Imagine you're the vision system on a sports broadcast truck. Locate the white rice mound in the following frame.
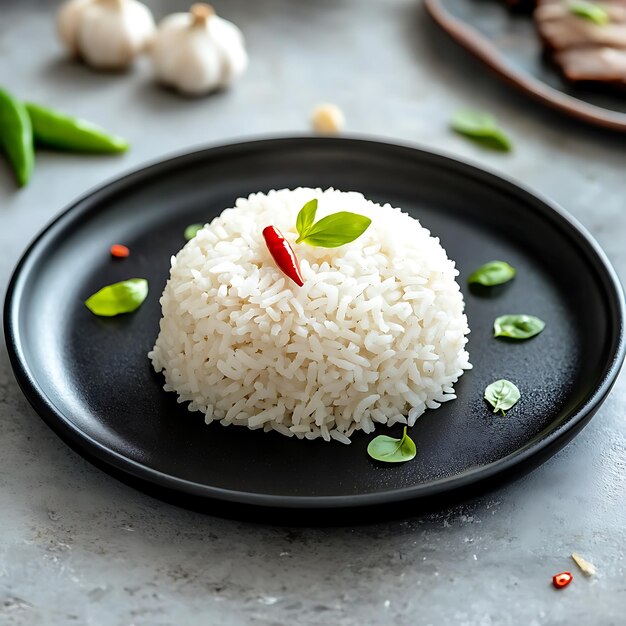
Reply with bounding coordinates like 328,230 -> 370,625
149,188 -> 471,444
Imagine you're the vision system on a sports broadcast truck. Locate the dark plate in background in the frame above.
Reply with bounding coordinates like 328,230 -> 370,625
425,0 -> 626,132
4,137 -> 625,514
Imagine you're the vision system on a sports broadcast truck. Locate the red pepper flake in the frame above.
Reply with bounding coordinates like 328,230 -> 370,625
552,572 -> 573,589
110,244 -> 130,258
262,226 -> 304,287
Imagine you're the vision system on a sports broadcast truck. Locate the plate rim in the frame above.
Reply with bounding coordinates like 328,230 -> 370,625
425,0 -> 626,132
4,135 -> 625,509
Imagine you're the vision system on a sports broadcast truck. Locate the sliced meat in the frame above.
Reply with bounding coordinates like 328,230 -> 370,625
537,1 -> 626,23
556,46 -> 626,82
537,18 -> 626,50
533,0 -> 626,83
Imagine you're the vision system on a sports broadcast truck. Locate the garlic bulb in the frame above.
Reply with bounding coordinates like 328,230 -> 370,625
151,4 -> 248,96
57,0 -> 156,69
57,0 -> 93,54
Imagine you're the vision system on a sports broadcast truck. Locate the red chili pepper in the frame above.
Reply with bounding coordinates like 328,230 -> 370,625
552,572 -> 573,589
110,244 -> 130,258
262,226 -> 304,287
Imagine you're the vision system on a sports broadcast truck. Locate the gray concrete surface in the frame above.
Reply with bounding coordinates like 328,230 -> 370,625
1,1 -> 625,624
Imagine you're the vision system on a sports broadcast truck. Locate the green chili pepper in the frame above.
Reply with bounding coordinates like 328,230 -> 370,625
0,88 -> 35,187
25,103 -> 130,153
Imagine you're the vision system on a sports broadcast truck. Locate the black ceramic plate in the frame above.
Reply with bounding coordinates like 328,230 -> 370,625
5,137 -> 625,512
425,0 -> 626,132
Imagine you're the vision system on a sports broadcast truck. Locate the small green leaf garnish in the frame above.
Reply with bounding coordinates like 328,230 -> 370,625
494,314 -> 545,340
468,260 -> 516,286
85,278 -> 148,317
184,223 -> 203,241
484,379 -> 520,416
296,199 -> 318,237
451,110 -> 512,152
569,1 -> 609,25
367,426 -> 417,463
295,204 -> 371,248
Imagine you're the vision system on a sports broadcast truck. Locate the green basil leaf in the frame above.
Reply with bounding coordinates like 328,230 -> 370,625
468,260 -> 516,286
296,199 -> 318,237
570,1 -> 609,24
184,223 -> 203,241
484,379 -> 520,416
451,110 -> 512,152
367,426 -> 417,463
296,211 -> 372,247
85,278 -> 149,317
494,314 -> 545,340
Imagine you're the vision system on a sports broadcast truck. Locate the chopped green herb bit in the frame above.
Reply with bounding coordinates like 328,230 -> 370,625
85,278 -> 148,317
494,314 -> 545,340
367,426 -> 417,463
295,198 -> 318,236
295,200 -> 371,248
184,223 -> 204,241
569,1 -> 610,25
468,260 -> 516,286
484,379 -> 520,416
